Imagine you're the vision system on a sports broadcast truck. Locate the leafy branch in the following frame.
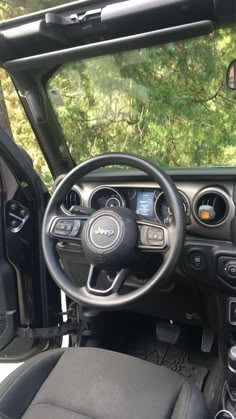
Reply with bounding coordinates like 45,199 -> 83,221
191,82 -> 223,104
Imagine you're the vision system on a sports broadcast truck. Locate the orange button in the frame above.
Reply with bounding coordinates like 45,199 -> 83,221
199,210 -> 211,220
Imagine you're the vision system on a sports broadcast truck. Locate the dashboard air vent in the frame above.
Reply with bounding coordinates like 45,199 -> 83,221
194,188 -> 229,226
63,189 -> 81,212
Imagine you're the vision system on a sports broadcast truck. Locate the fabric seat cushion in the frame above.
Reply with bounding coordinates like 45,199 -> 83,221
0,347 -> 208,419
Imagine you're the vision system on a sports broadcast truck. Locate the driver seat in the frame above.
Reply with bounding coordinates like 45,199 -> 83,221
0,347 -> 208,419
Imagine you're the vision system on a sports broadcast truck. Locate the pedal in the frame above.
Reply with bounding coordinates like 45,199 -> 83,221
201,328 -> 215,353
156,321 -> 181,344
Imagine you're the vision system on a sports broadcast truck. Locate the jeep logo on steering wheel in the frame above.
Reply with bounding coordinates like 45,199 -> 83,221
95,227 -> 115,237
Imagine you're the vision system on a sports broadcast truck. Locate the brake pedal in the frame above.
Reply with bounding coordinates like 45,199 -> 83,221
156,321 -> 181,344
201,328 -> 215,353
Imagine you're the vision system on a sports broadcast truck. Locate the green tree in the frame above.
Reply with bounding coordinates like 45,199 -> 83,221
0,1 -> 55,186
48,30 -> 236,168
0,0 -> 69,16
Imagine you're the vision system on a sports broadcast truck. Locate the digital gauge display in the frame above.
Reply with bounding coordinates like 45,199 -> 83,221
136,191 -> 154,218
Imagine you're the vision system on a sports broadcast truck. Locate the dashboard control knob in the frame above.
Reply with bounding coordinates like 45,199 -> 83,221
228,346 -> 236,388
224,261 -> 236,278
229,347 -> 236,370
189,252 -> 205,270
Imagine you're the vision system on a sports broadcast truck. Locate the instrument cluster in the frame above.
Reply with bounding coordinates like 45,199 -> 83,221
89,186 -> 190,225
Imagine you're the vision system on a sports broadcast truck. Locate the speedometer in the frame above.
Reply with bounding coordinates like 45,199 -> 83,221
89,186 -> 125,210
154,191 -> 190,225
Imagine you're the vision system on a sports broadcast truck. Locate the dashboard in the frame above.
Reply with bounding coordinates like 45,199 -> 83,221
60,169 -> 236,242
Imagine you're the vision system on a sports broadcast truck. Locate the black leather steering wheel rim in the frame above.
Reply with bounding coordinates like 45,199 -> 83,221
42,153 -> 185,309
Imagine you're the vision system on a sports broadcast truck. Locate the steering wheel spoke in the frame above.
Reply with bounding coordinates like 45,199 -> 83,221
49,215 -> 89,243
86,265 -> 129,296
137,219 -> 169,252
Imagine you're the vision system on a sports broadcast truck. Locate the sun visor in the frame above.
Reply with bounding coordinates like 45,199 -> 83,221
101,0 -> 236,32
101,0 -> 214,34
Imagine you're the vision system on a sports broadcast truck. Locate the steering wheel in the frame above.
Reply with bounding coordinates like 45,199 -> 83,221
42,153 -> 185,309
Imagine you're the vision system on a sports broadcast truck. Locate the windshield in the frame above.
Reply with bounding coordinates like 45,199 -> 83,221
47,30 -> 236,168
0,1 -> 75,19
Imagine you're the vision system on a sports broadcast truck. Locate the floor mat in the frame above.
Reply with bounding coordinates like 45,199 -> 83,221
116,320 -> 208,391
157,342 -> 208,390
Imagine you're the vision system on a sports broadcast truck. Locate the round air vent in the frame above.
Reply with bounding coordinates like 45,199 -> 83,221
193,188 -> 229,227
63,188 -> 81,212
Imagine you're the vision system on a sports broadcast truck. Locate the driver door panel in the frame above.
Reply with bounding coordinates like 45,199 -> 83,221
0,185 -> 17,352
0,127 -> 61,361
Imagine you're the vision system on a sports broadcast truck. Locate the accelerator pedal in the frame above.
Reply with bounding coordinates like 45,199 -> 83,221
201,328 -> 215,353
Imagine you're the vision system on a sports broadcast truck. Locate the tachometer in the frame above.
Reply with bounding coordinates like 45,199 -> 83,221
154,190 -> 190,225
89,186 -> 125,210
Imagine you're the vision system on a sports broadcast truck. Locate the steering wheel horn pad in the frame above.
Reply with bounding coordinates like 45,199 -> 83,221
82,207 -> 138,269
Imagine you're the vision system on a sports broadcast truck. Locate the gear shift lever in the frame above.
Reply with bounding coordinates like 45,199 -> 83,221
228,347 -> 236,389
216,348 -> 236,418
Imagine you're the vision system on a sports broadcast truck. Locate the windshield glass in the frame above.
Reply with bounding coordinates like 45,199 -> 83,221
0,1 -> 74,20
47,30 -> 236,168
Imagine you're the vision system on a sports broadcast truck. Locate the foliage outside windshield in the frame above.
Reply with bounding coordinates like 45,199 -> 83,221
0,1 -> 72,19
0,0 -> 73,188
48,30 -> 236,168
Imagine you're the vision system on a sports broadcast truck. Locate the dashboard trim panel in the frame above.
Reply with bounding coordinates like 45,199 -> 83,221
56,168 -> 236,242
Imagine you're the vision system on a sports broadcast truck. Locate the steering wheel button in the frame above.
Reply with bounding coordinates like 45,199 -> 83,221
69,221 -> 81,237
70,229 -> 79,237
149,240 -> 164,247
54,220 -> 74,235
147,227 -> 164,241
54,229 -> 68,236
156,231 -> 164,240
55,222 -> 66,230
